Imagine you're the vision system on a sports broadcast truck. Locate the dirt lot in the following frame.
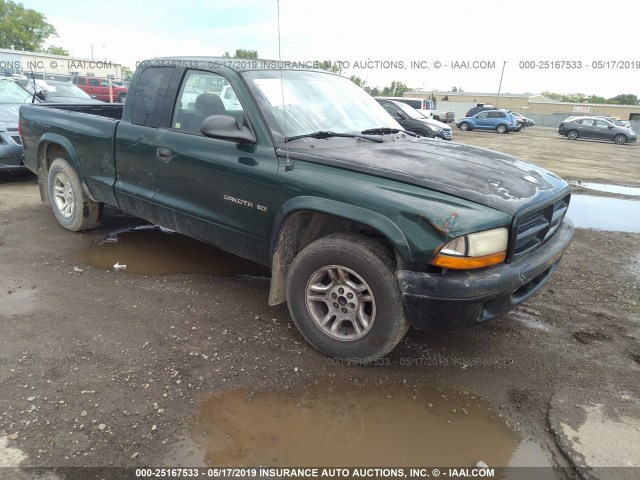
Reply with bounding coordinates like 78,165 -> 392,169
454,126 -> 640,187
0,128 -> 639,478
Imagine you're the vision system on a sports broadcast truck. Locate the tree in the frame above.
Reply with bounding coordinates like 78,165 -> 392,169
223,49 -> 258,59
121,66 -> 133,81
43,45 -> 68,56
0,0 -> 57,51
608,94 -> 638,105
381,81 -> 409,97
315,60 -> 341,74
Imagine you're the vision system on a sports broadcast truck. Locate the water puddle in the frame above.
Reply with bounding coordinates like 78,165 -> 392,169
570,181 -> 640,196
568,195 -> 640,233
166,383 -> 551,468
77,226 -> 270,276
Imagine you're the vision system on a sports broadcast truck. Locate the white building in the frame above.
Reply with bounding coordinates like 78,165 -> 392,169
0,48 -> 123,82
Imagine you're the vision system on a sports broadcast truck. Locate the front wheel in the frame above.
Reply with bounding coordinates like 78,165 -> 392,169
614,134 -> 627,145
47,158 -> 102,231
285,233 -> 410,362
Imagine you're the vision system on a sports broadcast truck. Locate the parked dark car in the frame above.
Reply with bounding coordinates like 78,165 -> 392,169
17,79 -> 101,104
558,116 -> 637,144
457,109 -> 518,134
465,104 -> 497,117
376,99 -> 452,140
0,78 -> 40,172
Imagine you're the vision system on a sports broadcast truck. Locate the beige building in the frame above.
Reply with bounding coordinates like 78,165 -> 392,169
0,48 -> 123,82
406,90 -> 640,120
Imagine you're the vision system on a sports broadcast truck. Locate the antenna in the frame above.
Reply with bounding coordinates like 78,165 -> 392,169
277,0 -> 292,172
30,71 -> 37,103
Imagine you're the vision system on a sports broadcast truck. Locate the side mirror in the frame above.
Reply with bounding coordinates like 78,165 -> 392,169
201,115 -> 256,144
90,94 -> 97,99
396,111 -> 407,119
36,90 -> 46,100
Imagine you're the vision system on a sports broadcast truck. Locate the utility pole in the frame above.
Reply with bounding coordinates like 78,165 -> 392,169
496,61 -> 507,107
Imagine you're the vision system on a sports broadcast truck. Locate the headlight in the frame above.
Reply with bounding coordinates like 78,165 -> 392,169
432,227 -> 508,269
431,127 -> 443,132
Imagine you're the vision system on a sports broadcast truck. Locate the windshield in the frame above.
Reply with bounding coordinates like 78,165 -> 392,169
0,80 -> 33,103
241,70 -> 402,142
43,82 -> 92,99
395,101 -> 427,120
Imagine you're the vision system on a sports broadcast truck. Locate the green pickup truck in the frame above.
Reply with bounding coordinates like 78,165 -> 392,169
19,57 -> 574,362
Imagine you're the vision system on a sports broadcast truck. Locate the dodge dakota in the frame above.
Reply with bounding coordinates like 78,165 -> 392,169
19,57 -> 574,361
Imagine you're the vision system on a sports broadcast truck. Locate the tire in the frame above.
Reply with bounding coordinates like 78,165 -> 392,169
47,158 -> 102,231
497,124 -> 508,134
118,93 -> 126,103
459,122 -> 470,131
567,130 -> 579,140
614,134 -> 627,145
285,233 -> 410,362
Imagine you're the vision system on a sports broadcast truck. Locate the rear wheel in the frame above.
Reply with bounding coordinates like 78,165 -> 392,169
614,134 -> 627,145
47,158 -> 102,231
459,122 -> 470,131
117,93 -> 126,103
497,124 -> 508,134
286,233 -> 409,362
567,130 -> 579,140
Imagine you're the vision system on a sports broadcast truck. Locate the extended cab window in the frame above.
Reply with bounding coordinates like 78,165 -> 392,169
172,70 -> 244,133
129,67 -> 174,127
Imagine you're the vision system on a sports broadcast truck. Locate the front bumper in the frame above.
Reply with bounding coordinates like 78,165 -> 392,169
0,130 -> 25,172
397,218 -> 574,330
435,130 -> 453,141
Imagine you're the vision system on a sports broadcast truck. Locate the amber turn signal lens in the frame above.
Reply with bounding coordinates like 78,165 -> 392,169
432,251 -> 506,270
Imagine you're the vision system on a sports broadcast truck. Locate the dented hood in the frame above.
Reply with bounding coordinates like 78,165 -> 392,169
279,137 -> 568,215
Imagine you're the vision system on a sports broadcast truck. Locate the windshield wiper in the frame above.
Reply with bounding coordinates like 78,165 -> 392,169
284,131 -> 383,143
361,127 -> 416,136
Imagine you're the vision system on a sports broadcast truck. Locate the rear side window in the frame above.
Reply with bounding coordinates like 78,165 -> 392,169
401,99 -> 421,109
488,111 -> 505,118
129,67 -> 174,127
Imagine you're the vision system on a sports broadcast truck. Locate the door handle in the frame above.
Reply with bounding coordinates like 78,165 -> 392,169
156,147 -> 173,163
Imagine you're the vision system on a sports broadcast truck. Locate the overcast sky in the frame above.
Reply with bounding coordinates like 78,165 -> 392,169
19,0 -> 640,98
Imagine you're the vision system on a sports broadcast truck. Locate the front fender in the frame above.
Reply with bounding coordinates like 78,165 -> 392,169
271,196 -> 413,262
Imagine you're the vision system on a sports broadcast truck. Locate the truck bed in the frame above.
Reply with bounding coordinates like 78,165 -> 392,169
20,103 -> 124,204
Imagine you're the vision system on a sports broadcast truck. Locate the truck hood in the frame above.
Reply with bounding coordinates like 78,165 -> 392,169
0,104 -> 19,130
279,136 -> 568,215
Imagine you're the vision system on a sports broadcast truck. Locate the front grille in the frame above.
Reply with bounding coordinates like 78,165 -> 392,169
509,193 -> 570,260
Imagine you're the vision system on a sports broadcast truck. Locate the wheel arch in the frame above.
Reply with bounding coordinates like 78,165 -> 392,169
36,135 -> 85,204
267,197 -> 413,306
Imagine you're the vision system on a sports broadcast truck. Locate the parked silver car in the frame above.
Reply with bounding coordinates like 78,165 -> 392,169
558,116 -> 637,145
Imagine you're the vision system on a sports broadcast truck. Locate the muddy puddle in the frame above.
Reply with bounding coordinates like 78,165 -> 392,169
568,195 -> 640,233
570,181 -> 640,196
165,383 -> 551,468
78,226 -> 270,276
